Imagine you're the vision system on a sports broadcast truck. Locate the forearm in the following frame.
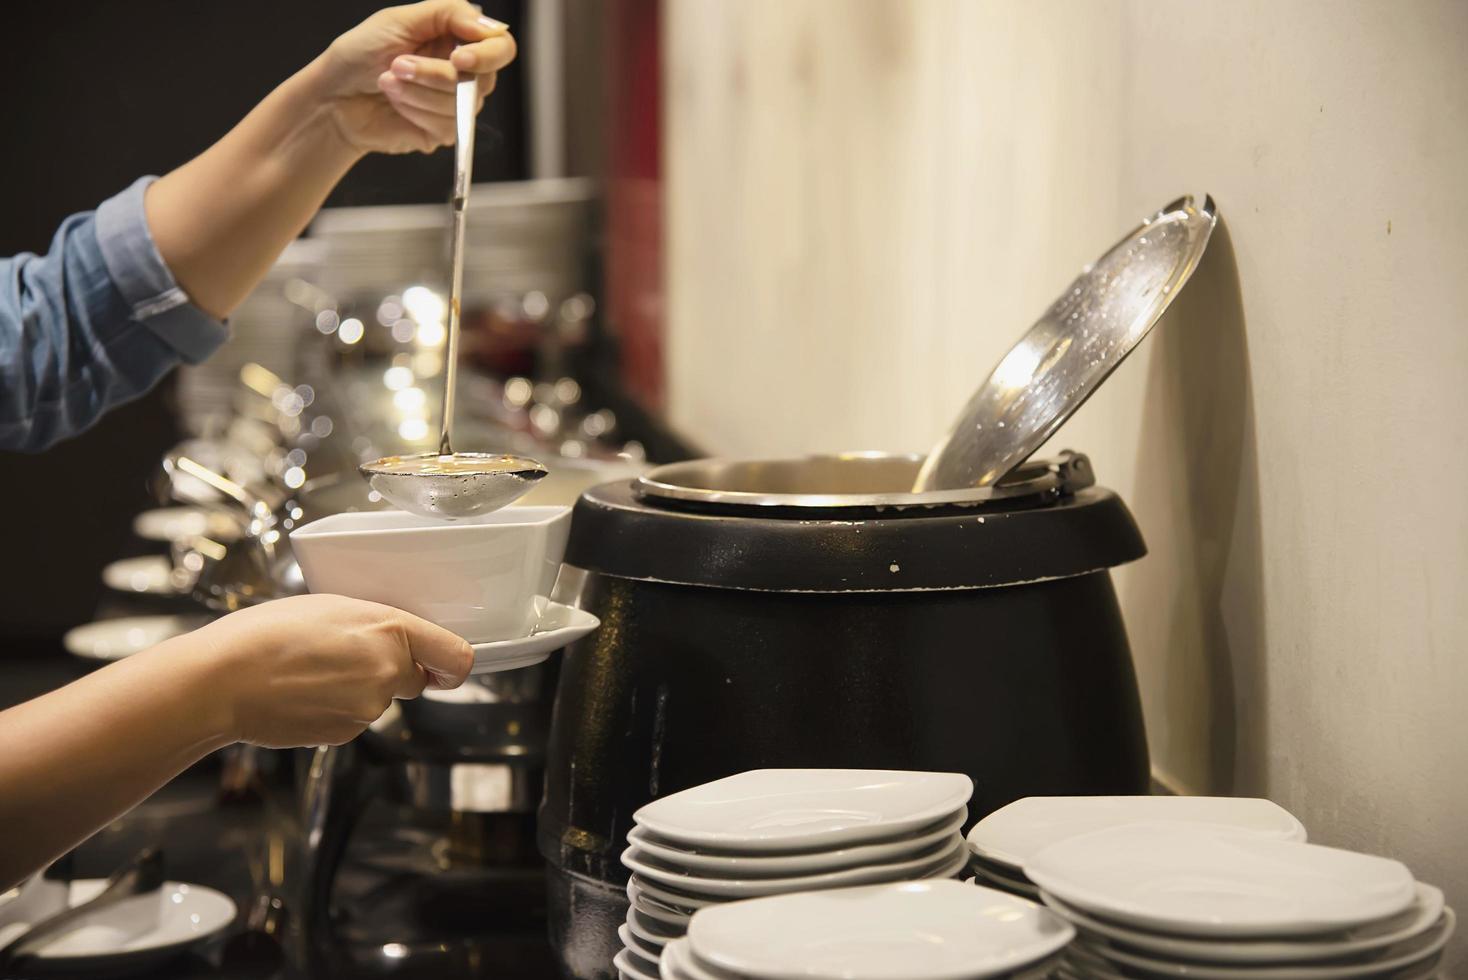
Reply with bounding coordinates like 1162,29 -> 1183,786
0,636 -> 232,890
146,55 -> 364,319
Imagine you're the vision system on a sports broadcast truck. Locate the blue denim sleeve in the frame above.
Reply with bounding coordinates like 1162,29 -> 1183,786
0,177 -> 229,452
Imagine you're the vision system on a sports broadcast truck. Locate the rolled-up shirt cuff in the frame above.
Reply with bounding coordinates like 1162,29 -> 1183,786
94,176 -> 229,364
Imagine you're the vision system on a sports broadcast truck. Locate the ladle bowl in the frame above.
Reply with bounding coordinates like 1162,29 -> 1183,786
358,452 -> 548,521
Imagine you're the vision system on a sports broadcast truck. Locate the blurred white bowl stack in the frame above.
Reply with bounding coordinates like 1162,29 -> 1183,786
614,769 -> 973,980
1025,823 -> 1455,979
964,795 -> 1309,899
664,880 -> 1074,980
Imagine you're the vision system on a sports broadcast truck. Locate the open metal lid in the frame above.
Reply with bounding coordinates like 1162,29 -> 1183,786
914,195 -> 1218,491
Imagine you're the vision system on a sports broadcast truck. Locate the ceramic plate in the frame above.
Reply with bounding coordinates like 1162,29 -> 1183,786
1061,943 -> 1129,979
661,938 -> 721,980
633,769 -> 973,853
1025,824 -> 1417,937
469,602 -> 599,674
1042,882 -> 1445,964
0,879 -> 235,974
1077,908 -> 1454,979
622,834 -> 966,899
1006,952 -> 1069,980
631,875 -> 718,911
102,556 -> 189,596
612,946 -> 659,980
686,880 -> 1074,980
631,840 -> 967,911
618,923 -> 664,966
968,796 -> 1307,870
626,879 -> 692,929
970,863 -> 1041,898
626,809 -> 966,877
62,615 -> 213,663
132,507 -> 241,543
626,907 -> 681,949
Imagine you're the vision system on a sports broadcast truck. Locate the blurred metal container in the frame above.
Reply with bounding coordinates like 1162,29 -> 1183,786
309,178 -> 599,306
176,179 -> 599,438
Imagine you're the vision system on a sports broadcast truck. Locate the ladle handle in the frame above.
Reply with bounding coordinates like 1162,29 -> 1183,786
439,71 -> 478,457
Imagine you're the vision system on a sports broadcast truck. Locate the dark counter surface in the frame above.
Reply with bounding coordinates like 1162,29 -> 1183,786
1,642 -> 562,980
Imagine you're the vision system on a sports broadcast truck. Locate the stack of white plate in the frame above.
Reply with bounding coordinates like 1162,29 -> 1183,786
966,795 -> 1308,899
1025,824 -> 1456,979
614,769 -> 973,980
658,880 -> 1074,980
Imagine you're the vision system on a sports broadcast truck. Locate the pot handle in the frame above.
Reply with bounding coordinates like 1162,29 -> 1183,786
1050,451 -> 1096,496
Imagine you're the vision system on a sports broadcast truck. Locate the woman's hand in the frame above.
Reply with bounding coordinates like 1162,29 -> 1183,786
187,594 -> 475,749
147,0 -> 516,317
316,0 -> 518,155
0,594 -> 472,888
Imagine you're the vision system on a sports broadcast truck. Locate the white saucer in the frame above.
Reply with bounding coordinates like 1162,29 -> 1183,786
626,879 -> 693,929
1042,882 -> 1446,964
618,922 -> 664,965
612,946 -> 659,980
622,834 -> 967,899
101,556 -> 189,596
631,841 -> 968,921
661,938 -> 720,980
469,602 -> 599,674
0,879 -> 236,974
626,906 -> 679,949
626,808 -> 967,877
633,769 -> 973,853
968,795 -> 1307,870
1025,824 -> 1417,938
1079,908 -> 1454,979
632,874 -> 714,911
132,506 -> 241,543
970,861 -> 1041,898
62,615 -> 213,663
685,880 -> 1075,980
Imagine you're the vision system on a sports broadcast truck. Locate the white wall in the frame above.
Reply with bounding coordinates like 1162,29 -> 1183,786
665,0 -> 1468,968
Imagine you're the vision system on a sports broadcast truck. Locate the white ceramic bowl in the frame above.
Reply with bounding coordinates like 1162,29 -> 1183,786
290,505 -> 571,643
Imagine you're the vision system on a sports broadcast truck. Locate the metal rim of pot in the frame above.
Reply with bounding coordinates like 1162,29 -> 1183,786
634,451 -> 1095,513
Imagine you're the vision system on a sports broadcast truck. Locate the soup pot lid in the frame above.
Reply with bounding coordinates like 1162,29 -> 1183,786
915,195 -> 1217,491
566,452 -> 1145,593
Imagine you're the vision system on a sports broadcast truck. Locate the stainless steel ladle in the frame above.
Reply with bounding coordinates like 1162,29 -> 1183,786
358,71 -> 547,520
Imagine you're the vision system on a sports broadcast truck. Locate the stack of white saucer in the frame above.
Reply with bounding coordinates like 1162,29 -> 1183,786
964,795 -> 1308,899
1026,823 -> 1456,979
614,769 -> 973,980
659,879 -> 1074,980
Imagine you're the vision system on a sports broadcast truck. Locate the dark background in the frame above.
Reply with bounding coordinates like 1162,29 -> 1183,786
0,1 -> 529,639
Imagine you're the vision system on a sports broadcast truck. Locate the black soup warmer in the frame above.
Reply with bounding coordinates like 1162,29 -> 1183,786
538,450 -> 1150,978
539,195 -> 1224,977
